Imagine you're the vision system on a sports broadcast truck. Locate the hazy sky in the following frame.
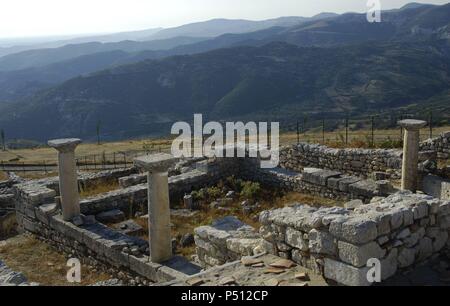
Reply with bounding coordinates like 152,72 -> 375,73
0,0 -> 448,38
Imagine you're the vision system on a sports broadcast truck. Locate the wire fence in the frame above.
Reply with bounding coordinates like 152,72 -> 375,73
0,147 -> 172,173
1,111 -> 449,173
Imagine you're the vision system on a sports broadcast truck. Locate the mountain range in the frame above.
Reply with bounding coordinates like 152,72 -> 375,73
0,2 -> 449,141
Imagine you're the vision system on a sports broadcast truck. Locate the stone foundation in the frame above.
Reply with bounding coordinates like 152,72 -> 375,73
259,191 -> 450,285
194,216 -> 262,267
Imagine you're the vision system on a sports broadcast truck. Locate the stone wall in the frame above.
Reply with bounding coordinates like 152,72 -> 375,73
194,216 -> 262,267
240,158 -> 394,203
13,188 -> 190,284
79,158 -> 240,216
420,131 -> 450,160
259,191 -> 450,285
279,143 -> 403,178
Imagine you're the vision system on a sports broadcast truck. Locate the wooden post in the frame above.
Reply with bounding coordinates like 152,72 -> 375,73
345,117 -> 349,145
371,116 -> 375,147
322,119 -> 325,144
429,110 -> 433,139
296,120 -> 300,144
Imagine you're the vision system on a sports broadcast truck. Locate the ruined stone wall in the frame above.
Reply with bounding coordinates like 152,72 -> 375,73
194,216 -> 262,268
80,158 -> 240,216
259,191 -> 450,285
13,187 -> 187,284
279,143 -> 403,178
420,131 -> 450,160
240,158 -> 393,203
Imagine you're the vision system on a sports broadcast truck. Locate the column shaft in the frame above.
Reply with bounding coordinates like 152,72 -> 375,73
58,150 -> 80,220
148,171 -> 172,263
401,129 -> 420,192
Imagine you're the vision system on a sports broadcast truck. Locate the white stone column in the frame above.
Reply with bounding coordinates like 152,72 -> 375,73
48,138 -> 82,221
134,153 -> 178,263
398,119 -> 427,192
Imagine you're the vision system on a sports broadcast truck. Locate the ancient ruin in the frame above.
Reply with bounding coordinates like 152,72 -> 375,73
0,124 -> 450,286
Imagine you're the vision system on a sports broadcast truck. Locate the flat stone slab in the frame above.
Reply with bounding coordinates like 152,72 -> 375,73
398,119 -> 427,129
302,169 -> 341,186
134,153 -> 178,172
48,138 -> 82,150
113,220 -> 144,236
96,209 -> 126,224
170,254 -> 327,286
348,180 -> 379,198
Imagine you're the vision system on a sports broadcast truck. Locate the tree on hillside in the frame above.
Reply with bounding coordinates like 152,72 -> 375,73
0,129 -> 5,151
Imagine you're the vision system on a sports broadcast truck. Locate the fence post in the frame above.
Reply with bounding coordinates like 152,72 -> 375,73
123,154 -> 127,169
43,160 -> 47,174
85,156 -> 88,171
399,114 -> 403,141
113,152 -> 117,169
303,117 -> 307,135
93,155 -> 97,170
322,119 -> 325,144
22,162 -> 25,174
345,117 -> 349,145
371,116 -> 375,147
296,120 -> 300,144
429,110 -> 433,139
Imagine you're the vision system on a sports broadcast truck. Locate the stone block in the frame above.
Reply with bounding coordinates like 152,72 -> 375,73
308,229 -> 336,256
129,255 -> 160,281
285,227 -> 308,251
339,217 -> 378,245
338,241 -> 385,268
348,180 -> 379,198
338,177 -> 361,193
95,209 -> 125,224
397,247 -> 416,268
324,258 -> 371,286
380,249 -> 398,281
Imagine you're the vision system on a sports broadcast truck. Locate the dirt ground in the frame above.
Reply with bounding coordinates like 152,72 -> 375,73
0,234 -> 112,286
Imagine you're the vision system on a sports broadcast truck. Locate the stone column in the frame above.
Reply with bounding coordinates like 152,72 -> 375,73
134,153 -> 178,263
48,138 -> 82,221
398,119 -> 427,192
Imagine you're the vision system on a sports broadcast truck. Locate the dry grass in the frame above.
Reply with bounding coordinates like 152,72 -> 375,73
133,189 -> 341,257
0,138 -> 172,164
0,171 -> 7,181
2,125 -> 448,165
0,234 -> 112,286
0,212 -> 17,240
280,125 -> 450,148
79,180 -> 120,199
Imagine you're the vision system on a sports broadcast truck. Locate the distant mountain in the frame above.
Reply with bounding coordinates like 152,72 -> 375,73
1,2 -> 450,141
144,15 -> 336,40
0,36 -> 208,72
0,14 -> 337,71
1,39 -> 448,141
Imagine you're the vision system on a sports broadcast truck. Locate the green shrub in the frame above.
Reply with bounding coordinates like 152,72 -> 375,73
240,181 -> 261,200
